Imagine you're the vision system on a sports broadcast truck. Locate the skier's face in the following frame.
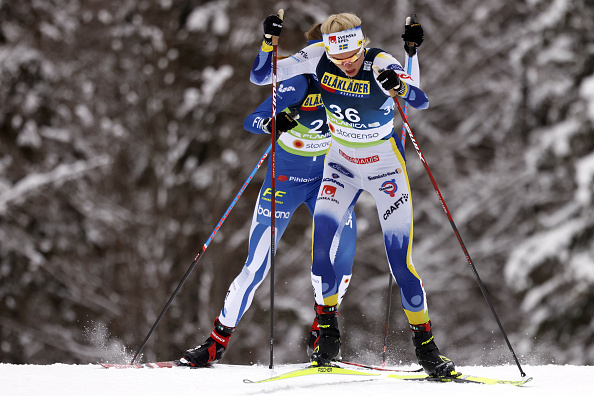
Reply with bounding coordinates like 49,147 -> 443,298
327,47 -> 364,78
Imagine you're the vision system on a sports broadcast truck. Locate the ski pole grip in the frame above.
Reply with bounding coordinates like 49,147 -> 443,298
372,65 -> 397,98
271,9 -> 284,46
405,14 -> 418,57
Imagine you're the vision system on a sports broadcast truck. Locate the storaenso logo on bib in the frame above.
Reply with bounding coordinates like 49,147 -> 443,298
258,205 -> 290,219
305,141 -> 330,150
320,73 -> 370,98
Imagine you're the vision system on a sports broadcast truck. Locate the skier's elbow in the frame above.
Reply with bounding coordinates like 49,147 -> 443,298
406,89 -> 429,110
250,71 -> 271,86
250,74 -> 264,85
415,99 -> 429,110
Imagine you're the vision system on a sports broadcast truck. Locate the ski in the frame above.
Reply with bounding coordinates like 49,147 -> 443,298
243,364 -> 380,383
100,361 -> 181,369
388,372 -> 533,386
337,360 -> 423,372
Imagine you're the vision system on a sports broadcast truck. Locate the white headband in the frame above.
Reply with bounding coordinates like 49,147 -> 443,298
322,26 -> 365,55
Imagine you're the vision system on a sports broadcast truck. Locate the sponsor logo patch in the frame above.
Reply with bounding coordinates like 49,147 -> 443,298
288,176 -> 321,183
368,168 -> 403,180
339,149 -> 379,164
328,162 -> 354,178
262,188 -> 287,204
278,84 -> 296,93
321,73 -> 370,98
383,194 -> 409,220
262,188 -> 286,198
320,184 -> 337,197
322,177 -> 344,188
301,93 -> 323,111
258,205 -> 290,219
379,179 -> 398,197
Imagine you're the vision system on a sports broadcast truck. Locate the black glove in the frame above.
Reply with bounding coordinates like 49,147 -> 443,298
401,15 -> 424,56
263,14 -> 283,45
262,112 -> 298,138
377,69 -> 405,95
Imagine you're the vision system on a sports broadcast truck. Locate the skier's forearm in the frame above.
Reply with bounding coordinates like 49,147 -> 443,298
250,41 -> 274,85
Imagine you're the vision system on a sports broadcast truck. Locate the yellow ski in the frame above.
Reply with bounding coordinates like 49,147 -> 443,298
388,372 -> 533,386
243,365 -> 380,383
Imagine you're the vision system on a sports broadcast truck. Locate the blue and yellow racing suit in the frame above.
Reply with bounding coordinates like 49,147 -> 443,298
251,40 -> 431,325
218,73 -> 356,328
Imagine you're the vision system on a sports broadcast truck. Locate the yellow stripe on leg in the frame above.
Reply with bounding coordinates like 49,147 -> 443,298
323,294 -> 339,306
405,309 -> 430,325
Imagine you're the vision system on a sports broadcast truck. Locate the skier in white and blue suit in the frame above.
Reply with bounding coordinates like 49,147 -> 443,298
250,12 -> 456,377
178,24 -> 356,368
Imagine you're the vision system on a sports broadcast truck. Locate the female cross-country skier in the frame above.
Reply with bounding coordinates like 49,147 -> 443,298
177,24 -> 356,367
250,12 -> 456,377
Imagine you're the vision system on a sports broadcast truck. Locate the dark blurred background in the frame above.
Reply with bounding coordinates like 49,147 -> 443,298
1,0 -> 593,367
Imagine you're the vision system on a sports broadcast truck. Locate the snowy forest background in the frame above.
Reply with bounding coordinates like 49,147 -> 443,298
1,0 -> 593,367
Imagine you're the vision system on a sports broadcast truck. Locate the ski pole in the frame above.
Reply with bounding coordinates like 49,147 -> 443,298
382,13 -> 418,366
374,65 -> 526,377
268,8 -> 284,370
130,143 -> 273,364
381,279 -> 393,366
400,13 -> 417,146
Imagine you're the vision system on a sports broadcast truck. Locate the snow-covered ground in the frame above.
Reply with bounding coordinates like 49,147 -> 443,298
0,362 -> 589,396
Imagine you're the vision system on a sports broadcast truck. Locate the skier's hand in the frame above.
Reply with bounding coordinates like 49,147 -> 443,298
262,112 -> 298,139
263,11 -> 284,45
401,15 -> 423,56
377,69 -> 402,92
275,112 -> 298,133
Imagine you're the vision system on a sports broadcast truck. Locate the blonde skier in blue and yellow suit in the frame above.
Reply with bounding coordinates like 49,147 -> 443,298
250,12 -> 456,377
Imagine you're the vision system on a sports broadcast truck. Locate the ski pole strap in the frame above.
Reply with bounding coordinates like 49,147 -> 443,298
409,321 -> 432,333
314,304 -> 338,315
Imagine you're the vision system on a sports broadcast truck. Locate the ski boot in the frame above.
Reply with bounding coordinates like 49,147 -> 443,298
411,321 -> 457,377
306,316 -> 319,357
310,304 -> 340,366
177,317 -> 234,367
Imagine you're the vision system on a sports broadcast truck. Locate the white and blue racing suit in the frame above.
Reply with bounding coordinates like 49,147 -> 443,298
250,40 -> 432,326
218,72 -> 356,328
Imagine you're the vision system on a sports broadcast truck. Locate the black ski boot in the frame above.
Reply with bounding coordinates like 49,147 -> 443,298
411,321 -> 456,377
177,318 -> 234,367
310,304 -> 340,366
307,316 -> 320,357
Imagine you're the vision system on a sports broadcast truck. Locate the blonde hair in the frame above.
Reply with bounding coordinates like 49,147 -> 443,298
320,13 -> 370,46
320,13 -> 362,34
